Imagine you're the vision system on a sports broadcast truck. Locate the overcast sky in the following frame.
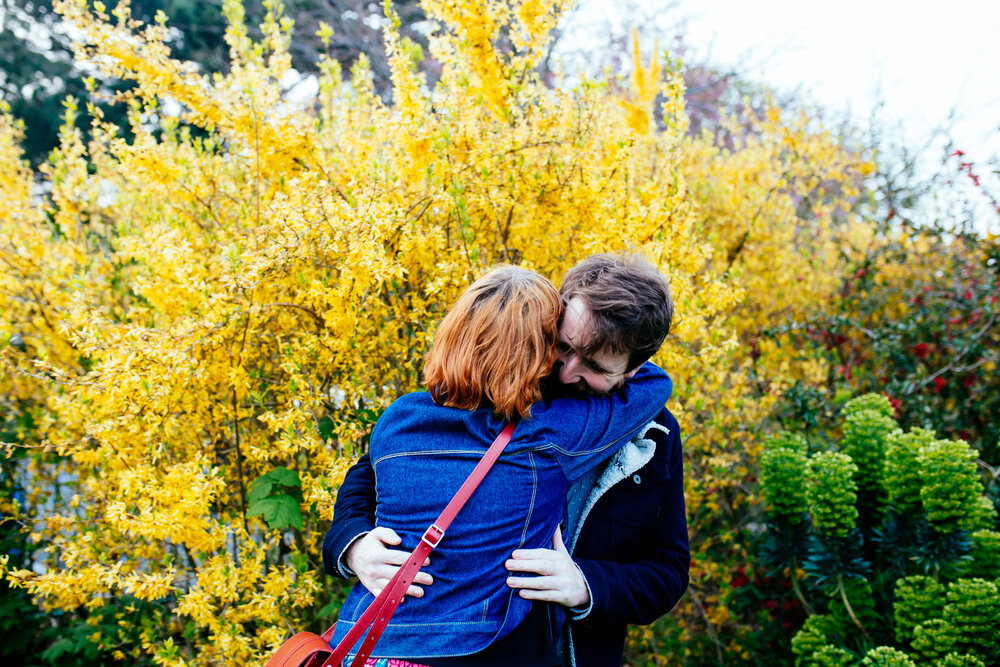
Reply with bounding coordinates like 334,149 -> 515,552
683,1 -> 998,150
565,0 -> 1000,230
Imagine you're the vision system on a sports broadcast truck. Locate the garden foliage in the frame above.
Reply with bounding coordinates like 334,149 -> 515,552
3,0 -> 991,664
759,394 -> 999,667
777,146 -> 1000,464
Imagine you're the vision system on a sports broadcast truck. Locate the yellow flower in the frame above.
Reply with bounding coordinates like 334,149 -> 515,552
1,0 -> 872,662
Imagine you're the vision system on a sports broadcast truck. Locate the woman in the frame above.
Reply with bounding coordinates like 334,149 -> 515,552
330,265 -> 672,665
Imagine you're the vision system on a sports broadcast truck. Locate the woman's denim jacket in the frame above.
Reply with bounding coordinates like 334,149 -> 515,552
329,362 -> 672,660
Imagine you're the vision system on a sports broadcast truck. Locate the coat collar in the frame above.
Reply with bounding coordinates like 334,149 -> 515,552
567,419 -> 668,552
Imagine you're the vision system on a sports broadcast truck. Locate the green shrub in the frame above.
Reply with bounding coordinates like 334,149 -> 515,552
936,653 -> 986,667
883,429 -> 935,515
761,394 -> 1000,665
860,646 -> 915,667
942,578 -> 1000,663
965,530 -> 1000,580
762,432 -> 811,519
841,408 -> 898,514
792,616 -> 843,667
893,576 -> 946,644
911,619 -> 953,663
842,394 -> 894,420
811,645 -> 857,667
920,440 -> 991,533
807,452 -> 859,539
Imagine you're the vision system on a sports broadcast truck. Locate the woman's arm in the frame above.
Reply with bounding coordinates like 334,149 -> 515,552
531,362 -> 674,481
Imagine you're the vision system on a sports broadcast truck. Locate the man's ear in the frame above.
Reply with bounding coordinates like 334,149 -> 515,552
624,366 -> 640,380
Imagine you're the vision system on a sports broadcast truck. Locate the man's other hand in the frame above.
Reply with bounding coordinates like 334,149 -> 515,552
505,526 -> 590,608
345,527 -> 432,599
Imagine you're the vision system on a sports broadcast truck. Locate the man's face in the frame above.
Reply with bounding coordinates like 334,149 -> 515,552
556,296 -> 637,395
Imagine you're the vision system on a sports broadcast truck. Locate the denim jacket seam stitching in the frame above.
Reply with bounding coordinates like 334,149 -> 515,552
361,620 -> 497,627
517,452 -> 538,548
550,406 -> 662,457
373,449 -> 485,465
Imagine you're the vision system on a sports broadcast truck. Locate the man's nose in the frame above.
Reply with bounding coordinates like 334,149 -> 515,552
558,354 -> 581,383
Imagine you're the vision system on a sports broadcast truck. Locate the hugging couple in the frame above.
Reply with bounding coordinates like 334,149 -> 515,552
322,253 -> 690,667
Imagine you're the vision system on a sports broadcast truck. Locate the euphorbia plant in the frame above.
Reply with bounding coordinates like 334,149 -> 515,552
759,394 -> 999,665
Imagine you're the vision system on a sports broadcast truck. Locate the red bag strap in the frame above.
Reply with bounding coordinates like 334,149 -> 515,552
324,422 -> 517,667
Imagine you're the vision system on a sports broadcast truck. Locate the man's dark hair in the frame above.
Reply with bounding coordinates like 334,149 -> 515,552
560,253 -> 673,371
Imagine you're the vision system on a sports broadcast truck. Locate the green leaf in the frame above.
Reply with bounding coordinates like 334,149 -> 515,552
41,637 -> 74,661
246,476 -> 272,505
247,467 -> 303,513
291,551 -> 310,573
265,466 -> 300,489
247,494 -> 302,530
317,416 -> 335,441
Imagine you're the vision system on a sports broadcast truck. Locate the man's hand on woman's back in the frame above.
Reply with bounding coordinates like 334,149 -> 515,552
504,525 -> 591,609
344,526 -> 433,599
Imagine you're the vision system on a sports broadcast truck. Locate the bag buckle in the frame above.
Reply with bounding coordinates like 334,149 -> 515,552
421,524 -> 444,548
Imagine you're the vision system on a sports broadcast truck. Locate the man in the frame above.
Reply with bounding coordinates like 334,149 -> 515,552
323,254 -> 690,667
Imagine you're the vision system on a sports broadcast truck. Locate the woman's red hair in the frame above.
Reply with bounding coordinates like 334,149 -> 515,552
424,266 -> 561,420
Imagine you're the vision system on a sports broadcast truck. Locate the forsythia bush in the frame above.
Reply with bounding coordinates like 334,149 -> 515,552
0,0 -> 871,663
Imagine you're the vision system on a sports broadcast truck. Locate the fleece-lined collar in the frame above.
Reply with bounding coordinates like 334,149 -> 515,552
568,419 -> 669,553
